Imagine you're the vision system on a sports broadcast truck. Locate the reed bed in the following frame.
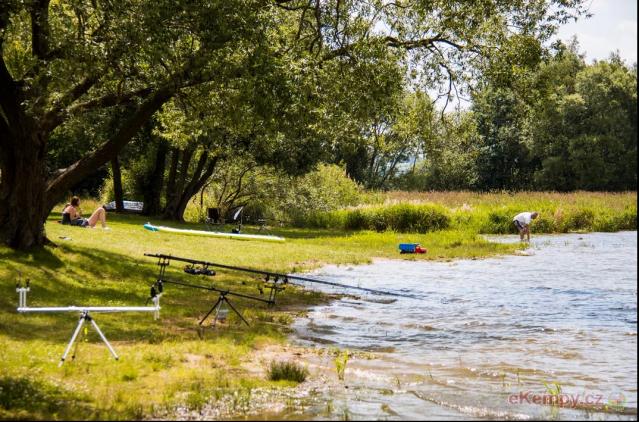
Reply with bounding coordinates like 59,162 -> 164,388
299,191 -> 637,234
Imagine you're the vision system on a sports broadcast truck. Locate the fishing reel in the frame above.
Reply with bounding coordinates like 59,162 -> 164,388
184,264 -> 216,276
258,275 -> 286,305
150,280 -> 163,298
146,280 -> 164,305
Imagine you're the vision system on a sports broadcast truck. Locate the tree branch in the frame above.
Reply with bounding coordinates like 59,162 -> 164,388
41,75 -> 101,132
29,0 -> 51,60
323,33 -> 481,62
45,87 -> 173,208
186,155 -> 219,200
65,86 -> 155,116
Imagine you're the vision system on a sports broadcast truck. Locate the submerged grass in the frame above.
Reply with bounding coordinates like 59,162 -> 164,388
0,191 -> 635,419
267,361 -> 309,383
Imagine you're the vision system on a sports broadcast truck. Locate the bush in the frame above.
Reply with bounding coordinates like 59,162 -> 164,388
344,209 -> 370,231
184,163 -> 363,224
563,208 -> 595,231
303,203 -> 451,233
593,205 -> 637,232
304,210 -> 346,229
267,361 -> 308,383
531,215 -> 556,233
285,164 -> 363,223
376,204 -> 450,232
480,209 -> 520,234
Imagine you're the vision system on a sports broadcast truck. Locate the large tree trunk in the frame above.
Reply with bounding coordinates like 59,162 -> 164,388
142,140 -> 168,216
0,131 -> 50,248
162,147 -> 194,220
111,156 -> 124,212
174,156 -> 219,220
162,148 -> 218,221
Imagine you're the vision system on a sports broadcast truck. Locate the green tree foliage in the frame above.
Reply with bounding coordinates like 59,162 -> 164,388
562,58 -> 637,190
0,0 -> 590,248
528,48 -> 637,191
336,90 -> 434,189
0,0 -> 275,247
397,111 -> 479,190
473,86 -> 535,190
470,41 -> 637,192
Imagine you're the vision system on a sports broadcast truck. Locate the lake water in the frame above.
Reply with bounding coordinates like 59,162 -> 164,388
286,232 -> 637,420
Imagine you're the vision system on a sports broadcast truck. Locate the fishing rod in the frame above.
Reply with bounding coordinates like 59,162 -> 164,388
152,278 -> 270,327
144,253 -> 421,300
147,255 -> 277,327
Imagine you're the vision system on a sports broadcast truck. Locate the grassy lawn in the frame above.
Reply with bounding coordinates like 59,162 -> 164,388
1,191 -> 635,420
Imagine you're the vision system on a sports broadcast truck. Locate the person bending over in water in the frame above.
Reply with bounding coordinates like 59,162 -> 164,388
62,196 -> 109,229
513,211 -> 539,242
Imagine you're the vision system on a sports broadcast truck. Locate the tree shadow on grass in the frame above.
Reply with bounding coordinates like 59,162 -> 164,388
0,245 -> 65,272
0,375 -> 93,420
1,243 -> 286,345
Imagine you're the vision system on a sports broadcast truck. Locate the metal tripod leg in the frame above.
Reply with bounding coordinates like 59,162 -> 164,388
88,316 -> 119,361
59,312 -> 87,367
59,312 -> 119,366
199,295 -> 224,326
222,297 -> 250,326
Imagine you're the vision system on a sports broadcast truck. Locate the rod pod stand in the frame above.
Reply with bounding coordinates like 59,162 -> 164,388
145,253 -> 423,300
149,256 -> 275,328
199,290 -> 249,327
16,283 -> 161,366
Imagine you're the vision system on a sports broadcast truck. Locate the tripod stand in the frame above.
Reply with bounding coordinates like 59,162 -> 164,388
199,291 -> 249,327
60,311 -> 119,367
16,283 -> 161,365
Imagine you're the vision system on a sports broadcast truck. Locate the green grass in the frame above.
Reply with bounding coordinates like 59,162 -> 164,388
2,191 -> 634,419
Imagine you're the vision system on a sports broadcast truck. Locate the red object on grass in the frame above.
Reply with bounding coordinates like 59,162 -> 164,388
415,246 -> 427,254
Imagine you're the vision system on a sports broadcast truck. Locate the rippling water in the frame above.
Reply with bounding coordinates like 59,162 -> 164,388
287,232 -> 637,420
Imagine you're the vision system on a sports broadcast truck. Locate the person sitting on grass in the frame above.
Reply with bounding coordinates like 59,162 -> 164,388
62,196 -> 109,229
513,211 -> 539,242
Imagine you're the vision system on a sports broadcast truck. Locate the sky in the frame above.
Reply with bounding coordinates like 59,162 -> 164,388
554,0 -> 637,64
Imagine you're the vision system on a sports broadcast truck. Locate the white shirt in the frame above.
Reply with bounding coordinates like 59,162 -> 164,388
513,212 -> 534,225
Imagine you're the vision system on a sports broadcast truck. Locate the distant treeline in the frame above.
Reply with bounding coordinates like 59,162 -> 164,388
388,46 -> 637,192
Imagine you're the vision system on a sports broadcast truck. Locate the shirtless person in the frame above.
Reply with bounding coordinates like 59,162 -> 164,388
513,211 -> 539,242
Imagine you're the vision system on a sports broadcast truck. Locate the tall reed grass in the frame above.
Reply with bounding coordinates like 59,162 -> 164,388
298,192 -> 637,234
